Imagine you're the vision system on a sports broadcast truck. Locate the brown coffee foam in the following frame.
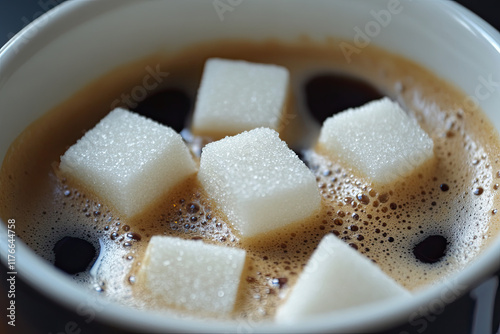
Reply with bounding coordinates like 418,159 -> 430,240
1,39 -> 500,322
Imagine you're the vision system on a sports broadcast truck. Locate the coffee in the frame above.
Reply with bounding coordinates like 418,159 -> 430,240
1,39 -> 499,321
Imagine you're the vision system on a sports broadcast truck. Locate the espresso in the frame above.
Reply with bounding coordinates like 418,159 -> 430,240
1,39 -> 500,321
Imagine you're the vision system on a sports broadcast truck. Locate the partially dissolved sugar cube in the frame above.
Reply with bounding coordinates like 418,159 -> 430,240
318,97 -> 434,185
137,236 -> 246,314
198,127 -> 321,238
192,58 -> 289,138
276,234 -> 411,322
60,108 -> 197,217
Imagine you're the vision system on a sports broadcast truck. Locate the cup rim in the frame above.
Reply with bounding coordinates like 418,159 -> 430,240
1,0 -> 500,332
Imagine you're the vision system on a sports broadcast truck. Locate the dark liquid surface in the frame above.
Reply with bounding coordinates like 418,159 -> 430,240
304,74 -> 383,124
53,236 -> 98,275
413,235 -> 448,264
132,88 -> 192,133
1,39 -> 500,321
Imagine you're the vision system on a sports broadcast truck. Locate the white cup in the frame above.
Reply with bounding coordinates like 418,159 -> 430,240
1,1 -> 500,333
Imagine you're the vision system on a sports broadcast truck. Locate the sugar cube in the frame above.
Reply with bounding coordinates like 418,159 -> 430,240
276,234 -> 411,322
191,58 -> 289,138
318,97 -> 434,185
198,127 -> 321,238
137,236 -> 246,314
60,108 -> 197,217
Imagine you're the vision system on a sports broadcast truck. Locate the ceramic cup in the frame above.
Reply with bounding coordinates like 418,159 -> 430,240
1,1 -> 500,333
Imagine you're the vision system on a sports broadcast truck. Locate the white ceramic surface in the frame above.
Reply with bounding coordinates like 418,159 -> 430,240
1,0 -> 500,333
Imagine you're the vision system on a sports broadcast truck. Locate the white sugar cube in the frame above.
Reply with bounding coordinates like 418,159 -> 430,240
60,108 -> 197,217
198,127 -> 321,238
276,234 -> 411,322
138,236 -> 246,314
318,97 -> 434,185
192,58 -> 289,138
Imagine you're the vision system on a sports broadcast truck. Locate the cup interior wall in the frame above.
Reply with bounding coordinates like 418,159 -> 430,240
1,1 -> 500,332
